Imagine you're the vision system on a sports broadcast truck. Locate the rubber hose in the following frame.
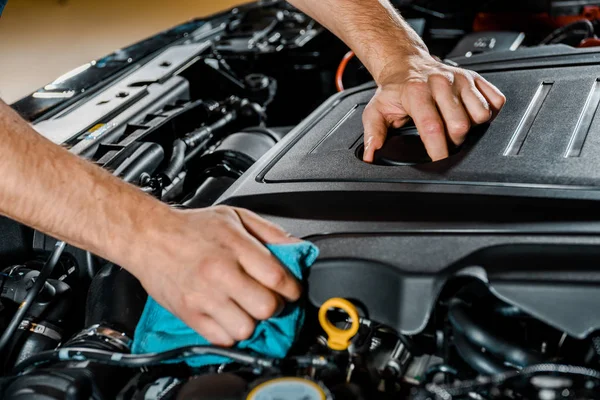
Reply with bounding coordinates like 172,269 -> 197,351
0,241 -> 66,355
424,364 -> 600,399
13,345 -> 273,374
84,264 -> 147,339
540,20 -> 595,45
453,333 -> 510,375
242,126 -> 282,142
161,139 -> 186,183
448,299 -> 544,367
424,364 -> 458,383
494,304 -> 525,317
183,111 -> 237,149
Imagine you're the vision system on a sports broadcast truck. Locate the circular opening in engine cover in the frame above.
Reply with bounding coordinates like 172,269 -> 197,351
356,124 -> 463,166
376,127 -> 431,165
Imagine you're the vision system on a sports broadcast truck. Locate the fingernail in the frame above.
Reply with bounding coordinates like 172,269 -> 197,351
284,232 -> 302,243
363,142 -> 373,162
431,152 -> 448,161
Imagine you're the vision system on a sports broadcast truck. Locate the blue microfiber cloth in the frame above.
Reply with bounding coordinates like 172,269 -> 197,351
131,241 -> 319,367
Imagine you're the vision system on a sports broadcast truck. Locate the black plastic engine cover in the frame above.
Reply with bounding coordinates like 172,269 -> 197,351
216,46 -> 600,339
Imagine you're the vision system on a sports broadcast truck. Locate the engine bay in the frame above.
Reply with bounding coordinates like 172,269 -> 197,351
3,0 -> 600,399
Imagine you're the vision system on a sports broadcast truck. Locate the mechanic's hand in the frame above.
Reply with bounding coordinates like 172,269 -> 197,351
135,205 -> 301,346
362,52 -> 506,163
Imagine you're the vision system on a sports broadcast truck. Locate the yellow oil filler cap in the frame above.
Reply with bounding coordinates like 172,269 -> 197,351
318,297 -> 360,351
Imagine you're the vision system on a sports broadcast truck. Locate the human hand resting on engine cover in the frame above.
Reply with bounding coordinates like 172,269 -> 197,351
288,0 -> 507,162
0,100 -> 301,346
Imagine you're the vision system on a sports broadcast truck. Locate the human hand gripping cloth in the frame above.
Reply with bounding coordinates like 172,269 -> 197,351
131,241 -> 319,367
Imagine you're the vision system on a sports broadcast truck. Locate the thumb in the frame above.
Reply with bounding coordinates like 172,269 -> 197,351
362,104 -> 388,163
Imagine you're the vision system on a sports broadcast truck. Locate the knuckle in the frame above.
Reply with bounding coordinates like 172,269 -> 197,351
181,293 -> 199,312
420,120 -> 444,136
362,103 -> 381,124
263,266 -> 287,290
461,70 -> 478,82
212,205 -> 230,213
201,330 -> 223,345
234,319 -> 256,341
428,73 -> 453,86
201,298 -> 221,315
254,295 -> 279,320
212,205 -> 237,221
448,120 -> 471,136
208,261 -> 229,280
192,314 -> 212,335
196,257 -> 228,283
216,233 -> 238,251
407,81 -> 429,94
472,107 -> 492,124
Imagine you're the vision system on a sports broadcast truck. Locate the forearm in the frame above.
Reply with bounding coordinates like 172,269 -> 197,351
0,100 -> 168,274
287,0 -> 428,82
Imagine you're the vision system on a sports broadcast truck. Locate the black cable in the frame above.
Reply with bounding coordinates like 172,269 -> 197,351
448,299 -> 544,368
423,363 -> 600,400
0,241 -> 66,355
183,112 -> 237,167
85,251 -> 98,280
13,345 -> 274,374
161,139 -> 187,184
407,1 -> 497,20
182,111 -> 239,165
540,19 -> 595,45
183,111 -> 237,149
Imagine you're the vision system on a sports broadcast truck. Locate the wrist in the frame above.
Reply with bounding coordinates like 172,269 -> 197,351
359,26 -> 431,84
100,194 -> 175,277
372,46 -> 435,86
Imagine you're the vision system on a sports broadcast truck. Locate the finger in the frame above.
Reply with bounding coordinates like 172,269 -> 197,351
218,263 -> 284,321
209,298 -> 257,342
233,207 -> 300,244
391,118 -> 409,129
430,79 -> 471,146
236,234 -> 303,302
460,83 -> 493,125
184,312 -> 234,347
473,76 -> 506,118
404,90 -> 449,161
362,103 -> 389,163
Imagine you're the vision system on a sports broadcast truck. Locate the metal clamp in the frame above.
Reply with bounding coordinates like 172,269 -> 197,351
18,320 -> 62,342
66,324 -> 132,352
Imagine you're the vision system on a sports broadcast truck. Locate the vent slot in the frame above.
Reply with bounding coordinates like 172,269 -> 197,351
504,81 -> 553,156
309,103 -> 364,154
564,78 -> 600,158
